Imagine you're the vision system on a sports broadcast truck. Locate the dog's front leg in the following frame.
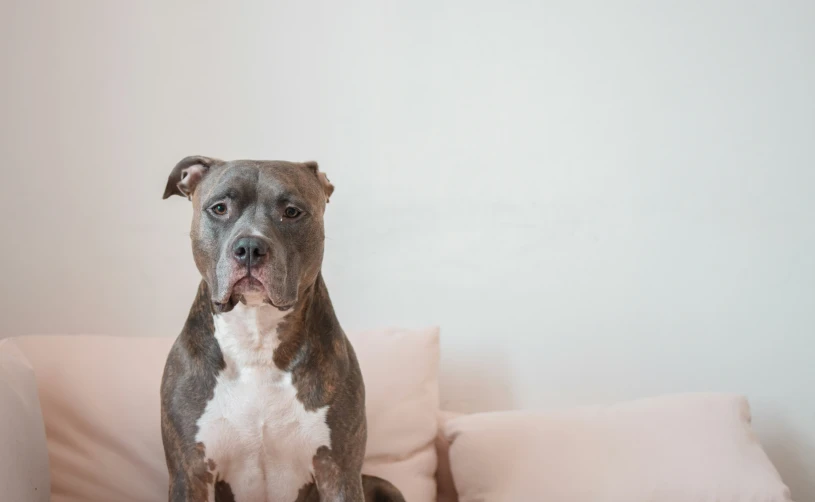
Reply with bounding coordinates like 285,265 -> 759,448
311,446 -> 364,502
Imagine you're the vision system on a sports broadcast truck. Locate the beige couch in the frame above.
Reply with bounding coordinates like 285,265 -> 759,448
1,332 -> 797,502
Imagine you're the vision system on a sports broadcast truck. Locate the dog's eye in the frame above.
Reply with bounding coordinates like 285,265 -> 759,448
211,203 -> 228,216
283,207 -> 301,219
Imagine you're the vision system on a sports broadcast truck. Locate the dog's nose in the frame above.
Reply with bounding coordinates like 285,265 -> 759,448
232,237 -> 269,267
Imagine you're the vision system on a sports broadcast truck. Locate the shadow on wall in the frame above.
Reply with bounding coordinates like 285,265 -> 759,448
760,413 -> 815,502
439,349 -> 515,413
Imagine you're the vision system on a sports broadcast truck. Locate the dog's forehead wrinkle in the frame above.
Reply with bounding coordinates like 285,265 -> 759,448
260,163 -> 322,201
198,164 -> 233,203
203,163 -> 255,194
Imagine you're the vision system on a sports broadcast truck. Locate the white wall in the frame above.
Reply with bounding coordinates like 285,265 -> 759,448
2,0 -> 813,498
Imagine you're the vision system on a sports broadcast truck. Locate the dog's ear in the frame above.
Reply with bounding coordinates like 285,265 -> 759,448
303,161 -> 334,203
163,156 -> 220,200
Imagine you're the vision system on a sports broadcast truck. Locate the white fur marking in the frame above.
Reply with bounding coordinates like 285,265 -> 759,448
195,302 -> 331,501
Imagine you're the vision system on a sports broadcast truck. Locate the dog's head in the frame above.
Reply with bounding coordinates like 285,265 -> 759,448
163,156 -> 334,313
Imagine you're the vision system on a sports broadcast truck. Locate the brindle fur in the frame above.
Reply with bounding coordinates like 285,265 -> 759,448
160,157 -> 404,502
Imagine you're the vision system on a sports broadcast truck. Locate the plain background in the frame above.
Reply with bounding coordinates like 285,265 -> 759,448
1,0 -> 813,498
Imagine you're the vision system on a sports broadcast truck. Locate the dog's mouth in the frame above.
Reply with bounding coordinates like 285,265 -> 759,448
212,275 -> 295,313
233,276 -> 265,295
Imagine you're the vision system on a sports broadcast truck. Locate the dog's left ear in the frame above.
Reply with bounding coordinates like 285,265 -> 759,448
304,161 -> 335,203
163,156 -> 220,200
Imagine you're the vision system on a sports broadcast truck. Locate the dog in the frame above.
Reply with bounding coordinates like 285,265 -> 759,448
160,156 -> 405,502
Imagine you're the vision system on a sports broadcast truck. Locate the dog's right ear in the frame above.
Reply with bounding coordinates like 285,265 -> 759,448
163,156 -> 220,200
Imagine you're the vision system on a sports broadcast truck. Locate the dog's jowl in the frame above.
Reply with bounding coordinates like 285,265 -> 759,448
160,157 -> 404,502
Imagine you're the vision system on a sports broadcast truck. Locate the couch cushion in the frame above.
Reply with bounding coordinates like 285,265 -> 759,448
444,393 -> 794,502
15,327 -> 439,502
435,411 -> 463,502
0,339 -> 51,502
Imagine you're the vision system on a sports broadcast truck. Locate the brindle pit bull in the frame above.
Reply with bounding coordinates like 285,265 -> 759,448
160,156 -> 405,502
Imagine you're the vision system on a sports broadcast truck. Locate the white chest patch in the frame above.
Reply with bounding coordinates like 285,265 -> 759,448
195,301 -> 332,502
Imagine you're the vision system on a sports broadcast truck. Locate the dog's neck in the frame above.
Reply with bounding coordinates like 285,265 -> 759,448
212,300 -> 290,369
188,273 -> 342,373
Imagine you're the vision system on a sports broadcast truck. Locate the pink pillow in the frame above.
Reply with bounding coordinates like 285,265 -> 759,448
445,393 -> 795,502
15,327 -> 439,502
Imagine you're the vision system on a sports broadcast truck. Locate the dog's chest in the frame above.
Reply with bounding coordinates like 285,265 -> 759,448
195,304 -> 331,502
